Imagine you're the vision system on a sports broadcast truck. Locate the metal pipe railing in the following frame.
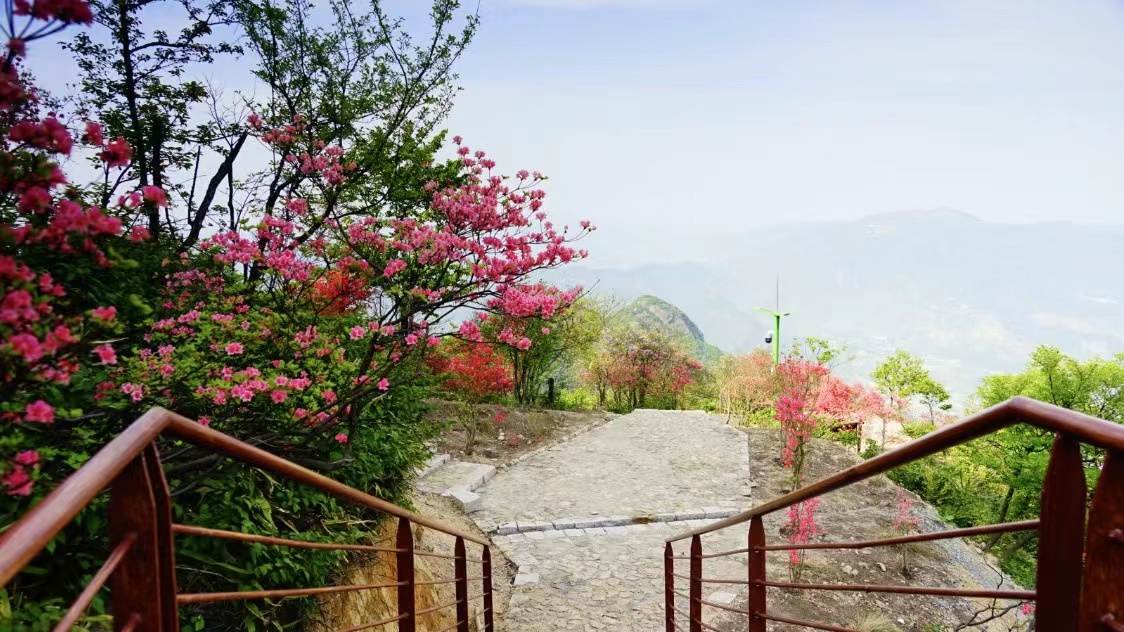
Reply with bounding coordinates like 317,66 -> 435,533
663,397 -> 1124,632
0,407 -> 496,632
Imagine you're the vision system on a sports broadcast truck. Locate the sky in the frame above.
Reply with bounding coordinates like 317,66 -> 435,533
29,0 -> 1124,266
427,0 -> 1124,265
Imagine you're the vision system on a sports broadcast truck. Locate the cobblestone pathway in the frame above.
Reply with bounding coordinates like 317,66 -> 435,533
471,409 -> 753,631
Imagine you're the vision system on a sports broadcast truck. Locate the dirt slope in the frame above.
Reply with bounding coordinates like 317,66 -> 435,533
709,428 -> 1029,632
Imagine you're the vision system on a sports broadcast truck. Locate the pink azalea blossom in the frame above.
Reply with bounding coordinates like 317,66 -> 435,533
91,306 -> 117,322
334,433 -> 348,444
377,378 -> 390,391
141,185 -> 167,207
3,467 -> 32,496
94,343 -> 117,365
14,450 -> 39,466
23,400 -> 54,423
225,342 -> 244,355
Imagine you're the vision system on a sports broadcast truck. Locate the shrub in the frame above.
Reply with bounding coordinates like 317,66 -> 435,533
1,8 -> 593,627
902,422 -> 937,439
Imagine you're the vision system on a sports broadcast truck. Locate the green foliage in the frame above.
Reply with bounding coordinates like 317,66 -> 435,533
871,348 -> 939,448
793,336 -> 850,368
888,345 -> 1124,588
859,442 -> 884,460
833,429 -> 861,448
4,1 -> 482,630
916,377 -> 951,422
901,422 -> 936,439
871,349 -> 931,407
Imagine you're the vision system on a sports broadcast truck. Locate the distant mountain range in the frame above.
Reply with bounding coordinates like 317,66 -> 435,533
552,209 -> 1124,399
620,295 -> 724,365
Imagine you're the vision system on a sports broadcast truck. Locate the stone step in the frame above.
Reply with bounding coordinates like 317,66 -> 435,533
491,507 -> 742,535
416,459 -> 496,513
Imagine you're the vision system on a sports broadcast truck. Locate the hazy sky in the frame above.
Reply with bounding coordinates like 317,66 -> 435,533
431,0 -> 1124,264
31,0 -> 1124,266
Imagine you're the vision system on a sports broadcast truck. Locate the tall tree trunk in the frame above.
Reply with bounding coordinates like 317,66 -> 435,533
997,531 -> 1036,567
114,0 -> 155,236
983,484 -> 1017,552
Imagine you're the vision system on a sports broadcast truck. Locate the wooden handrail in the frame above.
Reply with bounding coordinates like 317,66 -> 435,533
0,406 -> 496,632
0,408 -> 178,586
664,396 -> 1124,632
164,415 -> 489,545
758,519 -> 1040,551
668,396 -> 1124,542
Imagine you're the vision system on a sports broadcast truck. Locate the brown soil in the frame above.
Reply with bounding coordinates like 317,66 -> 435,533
709,428 -> 1027,632
426,400 -> 615,466
310,494 -> 516,632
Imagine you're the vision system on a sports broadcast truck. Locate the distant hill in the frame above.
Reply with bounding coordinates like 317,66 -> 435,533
620,295 -> 725,365
551,209 -> 1124,399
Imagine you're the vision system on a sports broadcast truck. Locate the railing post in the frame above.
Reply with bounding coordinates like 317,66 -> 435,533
108,445 -> 178,631
689,535 -> 702,632
454,537 -> 470,632
396,517 -> 416,632
482,546 -> 495,632
748,516 -> 766,632
1036,434 -> 1087,632
1078,449 -> 1124,632
664,543 -> 675,632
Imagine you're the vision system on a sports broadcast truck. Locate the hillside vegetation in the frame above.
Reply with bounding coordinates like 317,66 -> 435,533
621,295 -> 726,365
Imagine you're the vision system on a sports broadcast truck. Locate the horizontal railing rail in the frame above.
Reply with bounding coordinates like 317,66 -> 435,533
664,396 -> 1124,632
0,407 -> 496,632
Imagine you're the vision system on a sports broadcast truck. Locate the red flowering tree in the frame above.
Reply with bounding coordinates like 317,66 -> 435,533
770,357 -> 889,579
427,338 -> 512,454
891,489 -> 921,576
473,285 -> 598,405
429,339 -> 513,400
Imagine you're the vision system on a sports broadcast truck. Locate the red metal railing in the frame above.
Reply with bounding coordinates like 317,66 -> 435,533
665,396 -> 1124,632
0,407 -> 496,631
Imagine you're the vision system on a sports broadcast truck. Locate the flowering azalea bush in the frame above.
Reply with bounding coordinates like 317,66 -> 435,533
0,3 -> 161,500
0,3 -> 593,627
426,338 -> 512,454
581,326 -> 702,412
472,284 -> 588,404
784,497 -> 820,582
891,489 -> 921,576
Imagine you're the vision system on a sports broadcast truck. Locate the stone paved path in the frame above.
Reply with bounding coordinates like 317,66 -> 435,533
468,409 -> 752,631
474,409 -> 749,528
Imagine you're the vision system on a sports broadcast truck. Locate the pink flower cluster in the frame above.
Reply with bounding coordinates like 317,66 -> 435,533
1,9 -> 163,495
2,449 -> 39,496
785,497 -> 821,567
891,490 -> 920,534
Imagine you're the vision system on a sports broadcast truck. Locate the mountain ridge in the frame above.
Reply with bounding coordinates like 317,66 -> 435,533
619,295 -> 725,365
552,209 -> 1124,397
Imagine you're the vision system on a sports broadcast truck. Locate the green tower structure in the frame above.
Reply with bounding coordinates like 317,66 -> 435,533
755,307 -> 790,366
756,278 -> 789,366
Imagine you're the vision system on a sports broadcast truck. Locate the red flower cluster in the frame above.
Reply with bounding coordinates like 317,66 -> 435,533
427,339 -> 512,401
